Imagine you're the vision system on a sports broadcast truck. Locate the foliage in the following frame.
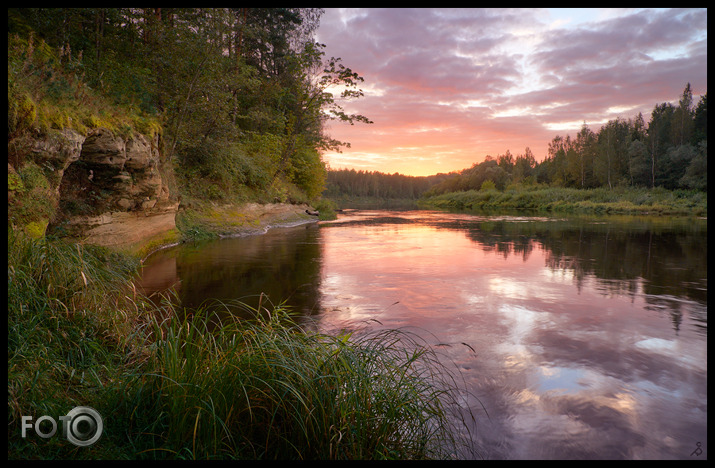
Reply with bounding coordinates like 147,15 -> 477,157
325,168 -> 449,201
313,197 -> 338,220
8,162 -> 56,231
8,8 -> 370,210
419,185 -> 707,216
287,140 -> 328,199
479,180 -> 496,192
7,30 -> 154,140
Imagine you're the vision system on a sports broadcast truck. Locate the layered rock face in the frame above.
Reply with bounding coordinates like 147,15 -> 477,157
34,127 -> 178,248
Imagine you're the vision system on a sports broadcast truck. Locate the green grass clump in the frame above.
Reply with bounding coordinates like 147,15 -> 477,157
122,303 -> 474,459
314,198 -> 338,220
8,229 -> 148,459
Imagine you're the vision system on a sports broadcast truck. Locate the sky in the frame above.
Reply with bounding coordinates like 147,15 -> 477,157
315,8 -> 708,176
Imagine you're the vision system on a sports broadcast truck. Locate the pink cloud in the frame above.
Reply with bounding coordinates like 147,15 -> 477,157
317,8 -> 707,176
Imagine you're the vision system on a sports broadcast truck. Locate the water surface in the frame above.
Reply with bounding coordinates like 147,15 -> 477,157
138,210 -> 707,459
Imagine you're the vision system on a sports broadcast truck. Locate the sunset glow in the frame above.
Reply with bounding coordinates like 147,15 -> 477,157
316,8 -> 707,176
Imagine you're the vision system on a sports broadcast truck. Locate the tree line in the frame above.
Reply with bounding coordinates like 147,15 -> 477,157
324,169 -> 451,200
426,84 -> 706,196
8,8 -> 370,201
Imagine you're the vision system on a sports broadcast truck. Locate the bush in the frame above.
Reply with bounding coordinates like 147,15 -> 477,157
479,180 -> 496,191
314,198 -> 338,220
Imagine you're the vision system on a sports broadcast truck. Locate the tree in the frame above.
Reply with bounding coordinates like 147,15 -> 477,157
274,41 -> 372,180
545,135 -> 568,186
513,147 -> 536,183
672,82 -> 694,147
647,103 -> 675,188
594,119 -> 630,189
565,136 -> 581,187
497,150 -> 514,173
627,139 -> 651,187
692,92 -> 707,145
574,124 -> 597,188
630,112 -> 647,142
679,141 -> 707,191
659,144 -> 697,189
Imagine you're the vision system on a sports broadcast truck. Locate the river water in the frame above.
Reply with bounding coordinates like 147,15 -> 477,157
137,210 -> 707,459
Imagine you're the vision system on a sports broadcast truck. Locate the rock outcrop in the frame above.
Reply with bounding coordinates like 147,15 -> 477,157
30,127 -> 179,249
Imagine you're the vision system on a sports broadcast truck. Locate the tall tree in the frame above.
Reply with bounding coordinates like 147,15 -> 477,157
513,147 -> 536,183
691,92 -> 707,145
274,41 -> 372,180
574,124 -> 597,188
647,103 -> 674,188
673,82 -> 694,146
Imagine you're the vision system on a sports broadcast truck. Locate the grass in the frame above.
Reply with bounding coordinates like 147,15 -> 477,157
419,185 -> 707,216
8,229 -> 148,458
126,305 -> 474,459
8,229 -> 476,459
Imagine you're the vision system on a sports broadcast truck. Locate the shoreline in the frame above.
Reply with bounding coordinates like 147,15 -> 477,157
138,202 -> 318,262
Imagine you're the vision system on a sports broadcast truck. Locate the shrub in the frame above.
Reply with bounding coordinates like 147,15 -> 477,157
480,180 -> 496,191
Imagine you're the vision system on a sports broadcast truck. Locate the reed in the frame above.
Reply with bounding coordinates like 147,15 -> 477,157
8,229 -> 151,458
122,302 -> 475,459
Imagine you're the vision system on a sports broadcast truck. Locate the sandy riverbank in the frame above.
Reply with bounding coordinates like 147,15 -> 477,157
75,202 -> 318,261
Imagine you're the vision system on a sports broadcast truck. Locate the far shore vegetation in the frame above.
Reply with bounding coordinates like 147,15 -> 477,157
417,184 -> 706,216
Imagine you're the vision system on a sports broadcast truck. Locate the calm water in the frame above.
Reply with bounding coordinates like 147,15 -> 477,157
138,210 -> 707,459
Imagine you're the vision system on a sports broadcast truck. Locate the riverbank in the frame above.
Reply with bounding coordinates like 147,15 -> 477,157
106,202 -> 319,261
175,202 -> 319,240
418,186 -> 707,217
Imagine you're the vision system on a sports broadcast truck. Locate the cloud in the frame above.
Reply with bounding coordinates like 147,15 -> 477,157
316,8 -> 707,176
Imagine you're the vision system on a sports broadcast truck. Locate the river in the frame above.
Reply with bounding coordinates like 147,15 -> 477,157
137,209 -> 707,460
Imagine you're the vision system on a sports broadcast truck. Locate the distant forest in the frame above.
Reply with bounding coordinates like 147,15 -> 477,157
326,84 -> 707,199
324,169 -> 448,200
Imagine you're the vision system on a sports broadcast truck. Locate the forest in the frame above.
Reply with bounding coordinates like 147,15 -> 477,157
423,84 -> 707,197
8,8 -> 369,207
324,168 -> 449,200
324,84 -> 706,202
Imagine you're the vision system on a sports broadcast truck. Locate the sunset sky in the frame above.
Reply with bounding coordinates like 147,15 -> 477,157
315,8 -> 708,176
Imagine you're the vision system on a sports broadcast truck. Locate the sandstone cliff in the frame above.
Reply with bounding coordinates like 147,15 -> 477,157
19,127 -> 179,250
9,126 -> 322,255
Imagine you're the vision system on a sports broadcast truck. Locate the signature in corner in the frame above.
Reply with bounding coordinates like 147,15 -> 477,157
690,442 -> 703,457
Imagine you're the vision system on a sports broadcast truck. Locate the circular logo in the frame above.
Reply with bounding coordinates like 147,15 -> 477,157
64,406 -> 103,447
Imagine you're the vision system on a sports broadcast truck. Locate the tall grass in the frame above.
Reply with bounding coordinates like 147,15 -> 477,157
8,229 -> 151,458
119,302 -> 476,459
8,230 -> 477,459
